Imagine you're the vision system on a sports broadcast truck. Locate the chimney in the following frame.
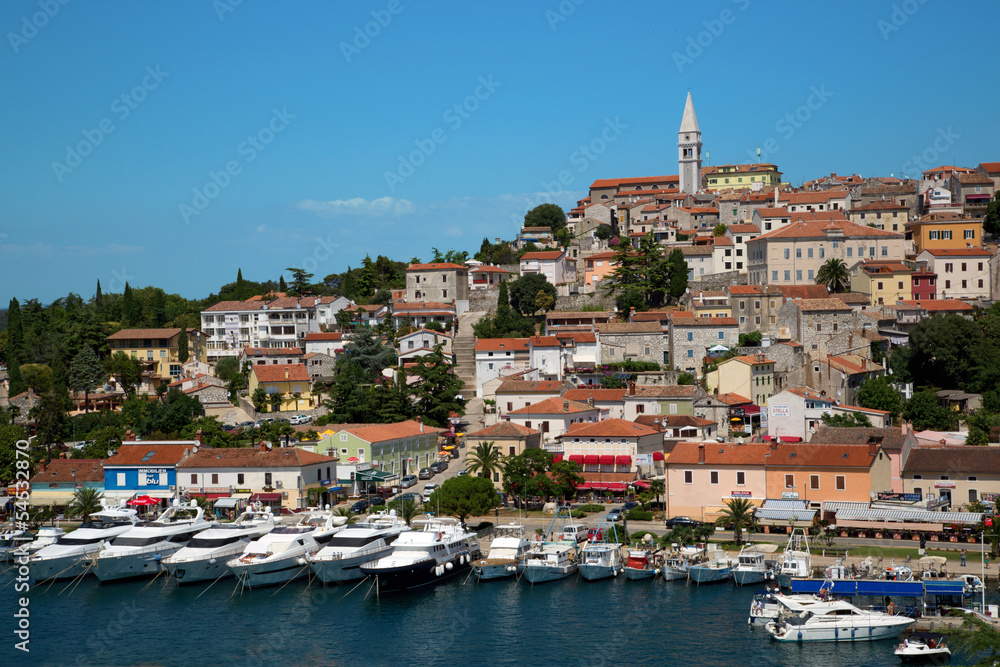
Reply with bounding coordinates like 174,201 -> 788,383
285,369 -> 289,379
195,429 -> 203,445
861,358 -> 867,370
698,443 -> 705,464
125,430 -> 135,441
629,382 -> 636,396
260,443 -> 267,453
588,397 -> 595,407
417,416 -> 424,433
39,462 -> 46,473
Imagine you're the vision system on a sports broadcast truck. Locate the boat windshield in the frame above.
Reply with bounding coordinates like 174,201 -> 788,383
111,536 -> 164,548
323,535 -> 381,548
55,535 -> 107,546
184,535 -> 245,549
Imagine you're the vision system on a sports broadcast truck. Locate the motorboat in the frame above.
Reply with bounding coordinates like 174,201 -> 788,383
765,598 -> 915,642
823,559 -> 852,580
688,545 -> 735,584
894,637 -> 951,663
28,505 -> 138,581
748,588 -> 825,626
516,542 -> 578,584
359,517 -> 481,593
731,543 -> 775,586
884,561 -> 914,581
578,518 -> 623,581
228,510 -> 345,588
307,510 -> 411,584
472,523 -> 531,581
94,502 -> 214,582
0,528 -> 34,562
162,507 -> 276,584
24,526 -> 66,555
960,574 -> 985,596
660,543 -> 705,581
624,539 -> 661,581
775,528 -> 811,588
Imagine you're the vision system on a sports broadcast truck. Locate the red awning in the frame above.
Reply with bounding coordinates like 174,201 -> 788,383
742,405 -> 761,415
599,454 -> 615,465
576,482 -> 592,490
569,455 -> 584,464
251,493 -> 282,502
607,482 -> 627,491
553,454 -> 564,463
615,455 -> 632,465
631,479 -> 650,489
652,451 -> 665,461
583,455 -> 600,464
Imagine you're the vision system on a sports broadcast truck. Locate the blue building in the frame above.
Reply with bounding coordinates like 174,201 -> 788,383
103,441 -> 198,505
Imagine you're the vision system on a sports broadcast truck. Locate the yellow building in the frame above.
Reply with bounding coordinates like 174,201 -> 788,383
849,260 -> 912,306
905,213 -> 983,254
106,328 -> 207,389
705,354 -> 775,406
249,364 -> 315,412
688,290 -> 732,318
703,163 -> 782,192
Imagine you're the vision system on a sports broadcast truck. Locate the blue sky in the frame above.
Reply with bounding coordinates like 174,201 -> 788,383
2,0 -> 998,305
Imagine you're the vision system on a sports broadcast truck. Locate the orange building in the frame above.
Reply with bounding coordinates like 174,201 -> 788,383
763,442 -> 891,507
905,212 -> 983,254
583,250 -> 621,287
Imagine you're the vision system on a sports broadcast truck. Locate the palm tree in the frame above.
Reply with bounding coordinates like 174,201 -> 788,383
714,497 -> 756,545
815,258 -> 850,293
333,506 -> 358,525
66,487 -> 104,522
292,392 -> 302,411
649,479 -> 665,512
389,498 -> 421,526
465,442 -> 504,483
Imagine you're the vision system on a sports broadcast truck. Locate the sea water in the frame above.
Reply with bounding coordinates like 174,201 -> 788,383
0,570 -> 968,666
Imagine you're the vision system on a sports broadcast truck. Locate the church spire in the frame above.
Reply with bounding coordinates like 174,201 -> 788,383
678,92 -> 703,195
679,91 -> 699,133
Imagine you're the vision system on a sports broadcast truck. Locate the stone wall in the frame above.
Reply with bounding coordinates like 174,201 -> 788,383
633,370 -> 681,385
554,292 -> 617,312
237,395 -> 330,423
468,289 -> 499,314
688,271 -> 748,292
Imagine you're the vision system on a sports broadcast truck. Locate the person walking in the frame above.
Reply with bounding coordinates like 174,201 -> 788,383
961,548 -> 967,567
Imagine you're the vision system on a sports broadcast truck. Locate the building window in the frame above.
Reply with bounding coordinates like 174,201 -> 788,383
784,270 -> 791,281
684,470 -> 693,484
736,471 -> 746,486
965,229 -> 975,239
810,475 -> 819,490
784,249 -> 790,260
709,471 -> 719,485
835,475 -> 846,490
340,433 -> 348,441
264,472 -> 272,486
117,473 -> 126,486
191,474 -> 197,484
211,473 -> 219,485
718,332 -> 724,340
969,489 -> 979,503
784,474 -> 794,489
237,473 -> 244,485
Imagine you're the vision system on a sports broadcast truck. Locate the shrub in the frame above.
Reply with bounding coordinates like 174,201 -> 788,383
577,504 -> 605,513
571,510 -> 587,519
626,510 -> 654,522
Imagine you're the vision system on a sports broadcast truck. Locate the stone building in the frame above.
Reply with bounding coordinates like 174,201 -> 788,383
667,313 -> 739,378
776,298 -> 855,357
405,262 -> 469,304
594,322 -> 666,366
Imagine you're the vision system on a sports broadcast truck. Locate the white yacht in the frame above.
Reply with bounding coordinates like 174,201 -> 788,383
359,517 -> 482,593
687,545 -> 735,584
775,528 -> 811,588
0,528 -> 34,562
765,598 -> 915,642
228,510 -> 345,588
163,507 -> 276,584
307,510 -> 410,584
28,506 -> 138,581
516,542 -> 578,584
577,519 -> 624,581
24,526 -> 66,555
748,589 -> 826,626
472,523 -> 531,581
94,502 -> 214,582
731,544 -> 774,586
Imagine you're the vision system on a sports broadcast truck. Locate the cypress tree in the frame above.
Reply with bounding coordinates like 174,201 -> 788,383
278,275 -> 287,292
7,356 -> 26,397
177,328 -> 189,363
6,297 -> 24,363
95,279 -> 103,311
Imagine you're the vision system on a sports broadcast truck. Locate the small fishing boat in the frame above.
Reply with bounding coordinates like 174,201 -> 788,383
775,528 -> 811,588
687,545 -> 735,584
894,636 -> 951,663
661,543 -> 705,581
578,518 -> 623,581
472,523 -> 531,581
624,538 -> 660,581
731,543 -> 775,586
516,507 -> 579,584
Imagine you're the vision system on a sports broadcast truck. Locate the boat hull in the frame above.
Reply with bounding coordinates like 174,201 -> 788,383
229,554 -> 312,588
309,547 -> 393,583
164,556 -> 236,585
767,619 -> 913,642
732,569 -> 768,586
28,552 -> 91,581
660,567 -> 687,581
473,560 -> 518,581
624,567 -> 656,580
362,556 -> 469,593
94,546 -> 181,582
578,563 -> 620,581
517,563 -> 577,583
688,566 -> 731,584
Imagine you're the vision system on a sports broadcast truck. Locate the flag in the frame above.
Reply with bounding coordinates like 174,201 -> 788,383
986,517 -> 994,527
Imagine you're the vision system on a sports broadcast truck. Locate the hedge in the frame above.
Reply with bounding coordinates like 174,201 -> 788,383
626,509 -> 654,522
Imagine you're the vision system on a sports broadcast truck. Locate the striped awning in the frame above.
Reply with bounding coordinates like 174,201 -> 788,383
755,508 -> 816,523
836,508 -> 983,525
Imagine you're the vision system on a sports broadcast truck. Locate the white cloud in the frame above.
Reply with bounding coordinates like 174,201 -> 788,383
296,196 -> 416,217
256,224 -> 267,233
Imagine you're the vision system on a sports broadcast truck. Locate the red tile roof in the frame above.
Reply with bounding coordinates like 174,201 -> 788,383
790,298 -> 853,313
496,380 -> 565,394
728,285 -> 764,295
979,162 -> 1000,173
304,332 -> 344,341
335,419 -> 445,443
520,251 -> 565,261
529,336 -> 561,347
750,219 -> 902,241
406,263 -> 466,271
107,328 -> 183,340
243,346 -> 303,357
670,315 -> 738,326
178,447 -> 334,468
724,354 -> 775,365
562,388 -> 628,402
104,443 -> 197,467
919,248 -> 992,257
30,459 -> 105,483
558,418 -> 660,439
775,285 -> 830,300
716,393 -> 752,405
475,338 -> 530,353
507,397 -> 596,415
728,224 -> 761,233
590,175 -> 678,188
464,422 -> 539,438
899,299 -> 974,312
628,385 -> 700,399
252,364 -> 311,384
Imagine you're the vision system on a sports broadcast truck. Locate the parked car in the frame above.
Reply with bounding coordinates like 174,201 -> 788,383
368,496 -> 386,508
221,423 -> 236,432
422,484 -> 439,503
349,500 -> 370,515
289,414 -> 312,425
587,528 -> 604,542
400,474 -> 418,488
430,461 -> 447,474
622,501 -> 639,512
394,492 -> 421,505
456,470 -> 469,476
254,418 -> 274,428
665,516 -> 701,528
418,467 -> 433,480
275,417 -> 290,424
236,421 -> 254,430
606,508 -> 623,523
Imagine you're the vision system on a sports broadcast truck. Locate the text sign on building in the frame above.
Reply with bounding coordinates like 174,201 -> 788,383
934,481 -> 956,489
877,492 -> 922,502
138,467 -> 167,486
981,492 -> 999,503
781,491 -> 799,499
770,405 -> 790,418
635,454 -> 654,466
731,490 -> 752,498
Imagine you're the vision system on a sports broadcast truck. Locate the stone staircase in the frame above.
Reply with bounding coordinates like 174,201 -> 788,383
455,311 -> 486,423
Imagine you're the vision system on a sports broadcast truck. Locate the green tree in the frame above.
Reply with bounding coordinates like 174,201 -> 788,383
666,248 -> 689,304
983,191 -> 1000,236
7,357 -> 27,397
334,308 -> 353,332
268,392 -> 282,414
508,274 -> 557,316
500,448 -> 552,499
649,478 -> 665,511
324,359 -> 375,423
594,225 -> 613,241
550,460 -> 585,500
966,427 -> 989,446
251,386 -> 267,413
523,203 -> 567,234
814,258 -> 849,293
6,297 -> 24,364
177,328 -> 189,364
427,475 -> 499,523
407,345 -> 465,427
30,389 -> 68,453
677,372 -> 695,385
66,486 -> 105,521
215,356 -> 240,383
714,497 -> 755,545
948,612 -> 1000,666
903,390 -> 957,431
121,283 -> 142,327
20,364 -> 52,394
0,422 -> 31,484
278,275 -> 287,292
73,425 -> 124,459
284,267 -> 314,296
343,326 -> 396,380
855,375 -> 903,421
738,331 -> 762,347
713,223 -> 727,236
907,315 -> 984,390
103,351 -> 143,398
464,442 -> 504,481
820,412 -> 872,427
372,376 -> 411,424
